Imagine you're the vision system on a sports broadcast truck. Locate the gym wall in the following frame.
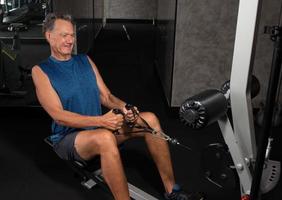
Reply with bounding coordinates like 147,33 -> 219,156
155,0 -> 238,107
170,0 -> 238,107
52,0 -> 94,18
104,0 -> 157,20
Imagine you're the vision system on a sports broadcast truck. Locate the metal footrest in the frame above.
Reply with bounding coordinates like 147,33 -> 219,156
91,169 -> 159,200
81,179 -> 98,189
128,182 -> 159,200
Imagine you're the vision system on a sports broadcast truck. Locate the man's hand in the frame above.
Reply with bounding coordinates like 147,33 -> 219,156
99,109 -> 124,131
123,105 -> 139,125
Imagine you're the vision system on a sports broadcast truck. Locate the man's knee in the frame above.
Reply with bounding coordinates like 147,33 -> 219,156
140,112 -> 160,127
93,129 -> 119,152
75,129 -> 119,160
138,112 -> 165,140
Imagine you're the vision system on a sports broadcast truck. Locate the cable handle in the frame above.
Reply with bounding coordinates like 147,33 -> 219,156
112,108 -> 124,115
112,105 -> 138,128
125,103 -> 138,128
112,109 -> 124,135
125,103 -> 138,114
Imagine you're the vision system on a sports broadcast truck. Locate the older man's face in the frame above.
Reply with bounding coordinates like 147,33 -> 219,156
46,19 -> 75,58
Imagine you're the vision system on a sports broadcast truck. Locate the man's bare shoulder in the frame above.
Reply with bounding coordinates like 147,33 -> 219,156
32,65 -> 41,73
31,65 -> 49,84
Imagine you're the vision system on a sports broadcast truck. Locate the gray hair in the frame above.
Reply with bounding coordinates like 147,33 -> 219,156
42,13 -> 74,35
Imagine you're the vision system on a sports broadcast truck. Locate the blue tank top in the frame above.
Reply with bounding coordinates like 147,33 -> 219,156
38,54 -> 102,144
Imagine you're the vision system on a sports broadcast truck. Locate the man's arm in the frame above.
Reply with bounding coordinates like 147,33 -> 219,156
87,56 -> 127,111
32,65 -> 123,130
87,56 -> 139,123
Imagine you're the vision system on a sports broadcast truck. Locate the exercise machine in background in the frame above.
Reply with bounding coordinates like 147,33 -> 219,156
1,0 -> 50,25
0,23 -> 28,97
179,0 -> 282,199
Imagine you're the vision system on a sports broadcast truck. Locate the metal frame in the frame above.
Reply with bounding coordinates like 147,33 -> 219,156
230,0 -> 261,166
82,168 -> 159,200
218,0 -> 261,196
218,117 -> 253,195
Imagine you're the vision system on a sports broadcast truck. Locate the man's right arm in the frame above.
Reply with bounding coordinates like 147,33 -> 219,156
32,65 -> 123,130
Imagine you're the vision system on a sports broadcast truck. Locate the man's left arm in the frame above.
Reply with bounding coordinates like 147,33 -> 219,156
87,56 -> 126,111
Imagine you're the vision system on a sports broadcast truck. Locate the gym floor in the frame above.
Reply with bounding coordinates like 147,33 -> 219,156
0,23 -> 282,200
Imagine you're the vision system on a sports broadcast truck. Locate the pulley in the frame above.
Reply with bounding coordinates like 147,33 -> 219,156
179,89 -> 228,129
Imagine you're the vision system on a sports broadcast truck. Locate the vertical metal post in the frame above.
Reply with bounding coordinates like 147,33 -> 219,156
230,0 -> 262,174
230,0 -> 263,195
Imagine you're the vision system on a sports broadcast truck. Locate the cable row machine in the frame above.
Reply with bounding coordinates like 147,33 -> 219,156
44,0 -> 281,199
179,0 -> 281,199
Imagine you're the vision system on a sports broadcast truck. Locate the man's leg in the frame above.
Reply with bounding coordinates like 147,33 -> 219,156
74,129 -> 130,200
139,112 -> 176,194
128,112 -> 205,200
115,112 -> 176,194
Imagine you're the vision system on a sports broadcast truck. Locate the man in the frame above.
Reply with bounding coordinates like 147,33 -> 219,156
32,13 -> 203,200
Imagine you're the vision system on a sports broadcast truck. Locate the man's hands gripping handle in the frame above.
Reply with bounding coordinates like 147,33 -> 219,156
100,104 -> 139,134
124,104 -> 139,128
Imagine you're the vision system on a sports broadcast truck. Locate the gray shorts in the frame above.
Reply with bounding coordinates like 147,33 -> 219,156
53,131 -> 85,163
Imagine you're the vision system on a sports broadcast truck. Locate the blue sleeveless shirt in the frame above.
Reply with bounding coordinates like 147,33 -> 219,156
38,54 -> 102,144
